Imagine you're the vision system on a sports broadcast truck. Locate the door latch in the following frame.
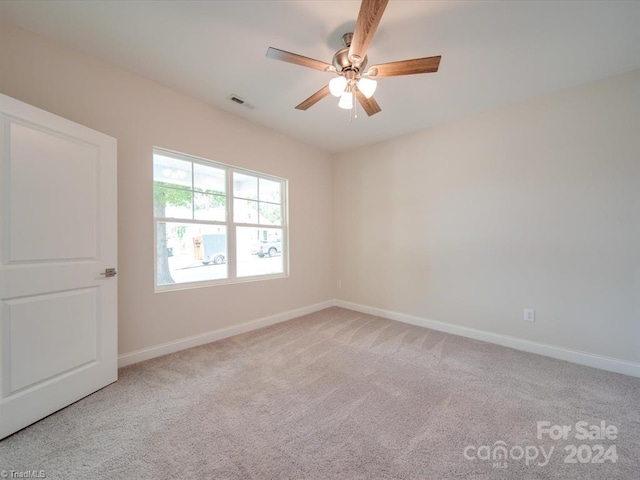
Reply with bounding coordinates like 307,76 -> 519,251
101,268 -> 117,278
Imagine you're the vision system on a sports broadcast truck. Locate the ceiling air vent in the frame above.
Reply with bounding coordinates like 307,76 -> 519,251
227,94 -> 254,110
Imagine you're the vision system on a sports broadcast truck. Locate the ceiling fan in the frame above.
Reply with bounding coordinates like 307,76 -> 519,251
266,0 -> 441,117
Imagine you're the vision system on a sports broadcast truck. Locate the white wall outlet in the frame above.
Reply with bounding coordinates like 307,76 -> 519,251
524,309 -> 535,322
336,280 -> 342,289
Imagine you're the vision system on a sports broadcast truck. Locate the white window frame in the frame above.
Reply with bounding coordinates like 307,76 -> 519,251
153,147 -> 289,292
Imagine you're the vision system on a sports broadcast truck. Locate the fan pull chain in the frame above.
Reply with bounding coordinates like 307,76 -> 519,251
350,92 -> 358,123
354,95 -> 358,120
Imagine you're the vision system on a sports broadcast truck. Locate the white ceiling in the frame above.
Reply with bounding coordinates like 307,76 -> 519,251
1,0 -> 639,153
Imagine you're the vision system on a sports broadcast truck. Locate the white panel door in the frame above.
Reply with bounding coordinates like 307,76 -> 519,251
0,94 -> 117,439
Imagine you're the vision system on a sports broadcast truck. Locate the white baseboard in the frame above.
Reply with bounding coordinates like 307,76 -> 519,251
118,300 -> 335,368
335,300 -> 640,379
119,298 -> 640,378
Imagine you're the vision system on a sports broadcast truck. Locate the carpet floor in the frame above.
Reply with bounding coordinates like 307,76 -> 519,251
1,307 -> 639,479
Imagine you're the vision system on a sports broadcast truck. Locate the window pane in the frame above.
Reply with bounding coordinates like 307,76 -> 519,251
154,148 -> 288,289
259,203 -> 282,226
259,178 -> 281,203
234,172 -> 258,200
194,163 -> 225,194
237,227 -> 283,278
154,186 -> 193,219
157,222 -> 227,285
234,198 -> 259,224
194,193 -> 226,221
153,154 -> 192,189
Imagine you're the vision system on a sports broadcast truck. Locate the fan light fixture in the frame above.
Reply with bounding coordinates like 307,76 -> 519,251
357,77 -> 377,98
338,90 -> 354,110
330,75 -> 377,110
329,76 -> 347,97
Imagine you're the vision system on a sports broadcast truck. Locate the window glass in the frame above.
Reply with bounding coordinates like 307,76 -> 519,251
194,163 -> 225,193
259,178 -> 281,203
259,203 -> 282,226
233,198 -> 260,224
157,222 -> 228,285
153,149 -> 287,290
194,193 -> 225,221
236,226 -> 284,278
153,155 -> 192,189
233,173 -> 258,200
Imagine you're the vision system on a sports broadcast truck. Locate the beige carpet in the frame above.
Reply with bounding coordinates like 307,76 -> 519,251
1,307 -> 639,479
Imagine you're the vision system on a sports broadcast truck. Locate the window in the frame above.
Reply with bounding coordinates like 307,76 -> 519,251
153,148 -> 288,290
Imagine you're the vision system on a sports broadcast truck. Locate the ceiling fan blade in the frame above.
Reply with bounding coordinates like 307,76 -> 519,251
367,56 -> 441,77
356,90 -> 382,116
348,0 -> 389,67
295,85 -> 331,111
266,47 -> 333,72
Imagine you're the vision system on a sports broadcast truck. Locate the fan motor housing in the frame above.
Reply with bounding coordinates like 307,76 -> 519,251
332,33 -> 367,73
332,48 -> 368,73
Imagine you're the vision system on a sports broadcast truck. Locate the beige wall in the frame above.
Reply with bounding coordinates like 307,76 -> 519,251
333,70 -> 640,363
0,23 -> 334,355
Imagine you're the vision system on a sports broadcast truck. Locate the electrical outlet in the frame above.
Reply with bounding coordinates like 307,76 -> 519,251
336,280 -> 342,289
524,309 -> 535,322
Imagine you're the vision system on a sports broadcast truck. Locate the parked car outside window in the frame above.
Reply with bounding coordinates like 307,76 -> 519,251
254,239 -> 282,258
